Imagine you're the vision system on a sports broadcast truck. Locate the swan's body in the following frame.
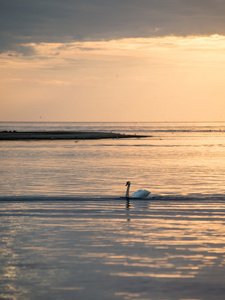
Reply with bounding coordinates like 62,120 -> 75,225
125,181 -> 151,199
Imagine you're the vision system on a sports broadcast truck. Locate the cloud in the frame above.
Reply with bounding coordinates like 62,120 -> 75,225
1,0 -> 225,54
1,35 -> 225,122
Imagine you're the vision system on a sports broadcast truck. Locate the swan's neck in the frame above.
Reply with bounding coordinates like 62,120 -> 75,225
126,185 -> 130,198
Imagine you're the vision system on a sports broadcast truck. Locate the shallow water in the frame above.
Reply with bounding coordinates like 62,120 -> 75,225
1,199 -> 225,300
1,122 -> 225,299
1,122 -> 225,198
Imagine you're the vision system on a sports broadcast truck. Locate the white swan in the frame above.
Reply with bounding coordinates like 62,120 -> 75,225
125,181 -> 151,198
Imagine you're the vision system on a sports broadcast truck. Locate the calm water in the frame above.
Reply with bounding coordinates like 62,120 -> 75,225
1,122 -> 225,299
1,121 -> 225,197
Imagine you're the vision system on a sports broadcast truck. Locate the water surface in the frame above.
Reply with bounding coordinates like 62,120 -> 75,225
1,122 -> 225,197
1,122 -> 225,299
1,199 -> 225,300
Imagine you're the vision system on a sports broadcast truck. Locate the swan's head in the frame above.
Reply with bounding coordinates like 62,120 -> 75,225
125,181 -> 131,186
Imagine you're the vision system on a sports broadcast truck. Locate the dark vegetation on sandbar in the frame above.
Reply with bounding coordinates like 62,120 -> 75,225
0,131 -> 151,141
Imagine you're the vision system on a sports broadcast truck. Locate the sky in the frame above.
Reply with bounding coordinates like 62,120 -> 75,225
1,0 -> 225,122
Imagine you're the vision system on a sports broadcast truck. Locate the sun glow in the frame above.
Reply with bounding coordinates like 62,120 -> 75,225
1,35 -> 225,121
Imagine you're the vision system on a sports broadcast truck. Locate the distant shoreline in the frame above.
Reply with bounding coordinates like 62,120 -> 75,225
0,131 -> 151,141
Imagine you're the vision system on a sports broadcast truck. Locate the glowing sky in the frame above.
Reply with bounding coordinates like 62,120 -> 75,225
1,0 -> 225,121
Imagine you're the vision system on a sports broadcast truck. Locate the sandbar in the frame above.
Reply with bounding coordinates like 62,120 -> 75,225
0,131 -> 150,141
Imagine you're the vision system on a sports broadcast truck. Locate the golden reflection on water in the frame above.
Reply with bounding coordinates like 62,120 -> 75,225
1,200 -> 225,299
110,272 -> 195,278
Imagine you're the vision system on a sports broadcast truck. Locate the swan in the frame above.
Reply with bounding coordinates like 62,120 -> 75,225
125,181 -> 151,199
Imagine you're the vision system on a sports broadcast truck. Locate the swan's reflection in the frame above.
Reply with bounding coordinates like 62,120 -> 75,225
126,199 -> 130,221
125,199 -> 152,221
126,199 -> 130,210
